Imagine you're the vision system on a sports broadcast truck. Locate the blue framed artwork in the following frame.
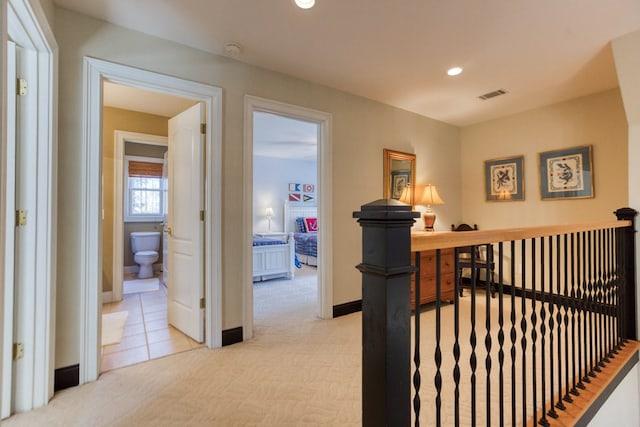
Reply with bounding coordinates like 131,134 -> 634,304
484,155 -> 524,201
539,145 -> 593,200
390,170 -> 410,199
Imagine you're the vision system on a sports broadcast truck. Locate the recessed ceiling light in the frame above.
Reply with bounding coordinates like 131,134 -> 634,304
447,67 -> 463,76
295,0 -> 315,9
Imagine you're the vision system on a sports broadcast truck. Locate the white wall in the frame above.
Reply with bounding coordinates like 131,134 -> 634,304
53,7 -> 461,368
588,364 -> 640,427
253,155 -> 317,233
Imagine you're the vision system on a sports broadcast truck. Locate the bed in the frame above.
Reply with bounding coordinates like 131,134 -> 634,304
252,232 -> 296,282
284,202 -> 318,267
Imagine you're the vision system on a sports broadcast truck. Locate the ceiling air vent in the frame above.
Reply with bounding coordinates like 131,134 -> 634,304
478,89 -> 508,100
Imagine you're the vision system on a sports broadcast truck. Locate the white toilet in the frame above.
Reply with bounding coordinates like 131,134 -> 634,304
131,231 -> 161,279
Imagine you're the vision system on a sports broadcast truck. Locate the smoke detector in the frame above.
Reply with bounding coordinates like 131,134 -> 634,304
225,43 -> 242,57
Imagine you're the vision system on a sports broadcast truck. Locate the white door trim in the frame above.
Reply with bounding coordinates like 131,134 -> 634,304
1,0 -> 57,417
112,131 -> 168,303
81,57 -> 222,384
243,95 -> 333,340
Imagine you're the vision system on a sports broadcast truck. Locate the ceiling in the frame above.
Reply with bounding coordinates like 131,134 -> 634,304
63,0 -> 640,127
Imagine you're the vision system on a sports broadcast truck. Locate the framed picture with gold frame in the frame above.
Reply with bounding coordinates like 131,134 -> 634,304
383,149 -> 416,205
539,145 -> 593,200
484,155 -> 524,201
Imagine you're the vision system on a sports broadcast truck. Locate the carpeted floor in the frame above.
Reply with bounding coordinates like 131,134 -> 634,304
2,266 -> 610,426
5,265 -> 360,426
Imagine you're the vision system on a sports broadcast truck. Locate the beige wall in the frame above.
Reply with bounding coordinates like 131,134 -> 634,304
54,8 -> 461,368
460,89 -> 628,229
102,107 -> 168,293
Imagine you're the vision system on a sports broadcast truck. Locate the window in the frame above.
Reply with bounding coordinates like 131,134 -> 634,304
124,155 -> 166,222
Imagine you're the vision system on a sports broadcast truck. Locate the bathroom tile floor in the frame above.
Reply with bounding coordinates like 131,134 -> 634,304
101,275 -> 204,373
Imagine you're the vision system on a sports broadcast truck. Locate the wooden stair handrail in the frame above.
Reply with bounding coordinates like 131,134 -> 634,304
411,220 -> 632,252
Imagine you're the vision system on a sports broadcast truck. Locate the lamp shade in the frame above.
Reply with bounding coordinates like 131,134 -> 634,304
265,207 -> 274,217
416,184 -> 444,206
398,185 -> 412,204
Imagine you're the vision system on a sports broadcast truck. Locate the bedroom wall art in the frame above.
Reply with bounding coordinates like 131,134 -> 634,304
539,145 -> 593,200
289,182 -> 315,203
484,155 -> 524,201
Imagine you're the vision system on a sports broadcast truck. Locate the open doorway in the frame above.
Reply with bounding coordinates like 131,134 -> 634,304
80,58 -> 223,384
243,96 -> 333,341
99,83 -> 206,372
252,111 -> 319,331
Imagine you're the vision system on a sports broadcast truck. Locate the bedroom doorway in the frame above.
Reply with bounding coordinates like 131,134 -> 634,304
252,111 -> 319,332
243,96 -> 333,341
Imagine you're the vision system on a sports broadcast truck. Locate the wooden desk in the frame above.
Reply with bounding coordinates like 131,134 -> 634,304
410,247 -> 455,308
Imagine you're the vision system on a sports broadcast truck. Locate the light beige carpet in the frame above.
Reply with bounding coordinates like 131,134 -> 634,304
3,267 -> 604,426
101,311 -> 128,346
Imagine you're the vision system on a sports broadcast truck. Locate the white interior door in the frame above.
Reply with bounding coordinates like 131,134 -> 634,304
12,44 -> 38,414
1,40 -> 17,420
167,103 -> 204,342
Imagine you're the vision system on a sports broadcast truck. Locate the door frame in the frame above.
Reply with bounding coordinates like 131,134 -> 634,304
111,131 -> 168,304
81,57 -> 222,384
243,95 -> 333,339
1,0 -> 57,417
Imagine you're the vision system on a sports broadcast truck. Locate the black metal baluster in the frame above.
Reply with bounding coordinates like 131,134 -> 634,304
520,239 -> 527,424
413,251 -> 421,426
484,244 -> 492,427
530,238 -> 538,425
510,241 -> 517,426
555,234 -> 566,412
497,242 -> 505,427
539,237 -> 549,427
597,230 -> 607,368
562,234 -> 573,404
569,233 -> 579,397
606,228 -> 617,359
470,247 -> 478,427
588,231 -> 599,377
581,232 -> 591,385
435,250 -> 442,427
453,248 -> 461,427
575,232 -> 586,391
546,235 -> 558,420
616,224 -> 625,349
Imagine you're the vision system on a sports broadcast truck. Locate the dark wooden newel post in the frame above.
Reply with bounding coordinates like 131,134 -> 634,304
353,199 -> 419,426
614,207 -> 638,340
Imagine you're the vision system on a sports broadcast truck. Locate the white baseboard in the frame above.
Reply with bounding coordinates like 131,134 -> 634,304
102,291 -> 114,304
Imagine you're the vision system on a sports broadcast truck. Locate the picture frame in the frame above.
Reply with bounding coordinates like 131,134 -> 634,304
390,170 -> 411,200
383,149 -> 416,204
484,155 -> 524,201
539,145 -> 593,200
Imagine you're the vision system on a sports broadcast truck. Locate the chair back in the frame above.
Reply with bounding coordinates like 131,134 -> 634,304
451,223 -> 479,257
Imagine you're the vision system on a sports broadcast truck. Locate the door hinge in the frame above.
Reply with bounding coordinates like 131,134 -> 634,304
13,343 -> 24,360
200,123 -> 206,134
200,298 -> 205,309
200,210 -> 205,221
16,78 -> 27,96
15,210 -> 27,227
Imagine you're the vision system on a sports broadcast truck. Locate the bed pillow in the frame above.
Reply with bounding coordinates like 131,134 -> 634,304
295,217 -> 307,233
303,217 -> 318,233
